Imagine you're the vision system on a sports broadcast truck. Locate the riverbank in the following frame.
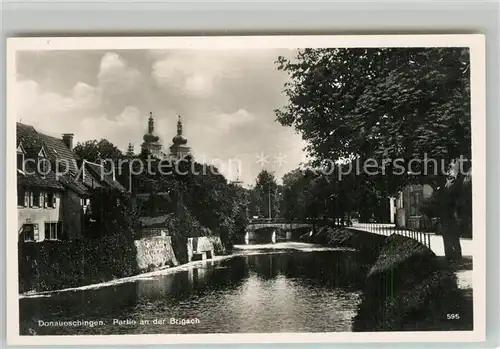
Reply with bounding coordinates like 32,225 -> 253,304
303,226 -> 473,331
18,235 -> 225,294
19,246 -> 367,335
20,242 -> 353,298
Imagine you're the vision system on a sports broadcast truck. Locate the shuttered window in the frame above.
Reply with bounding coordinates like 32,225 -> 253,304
22,223 -> 39,242
46,192 -> 56,208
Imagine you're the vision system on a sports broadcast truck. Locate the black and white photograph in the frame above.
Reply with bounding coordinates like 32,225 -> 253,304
6,35 -> 485,345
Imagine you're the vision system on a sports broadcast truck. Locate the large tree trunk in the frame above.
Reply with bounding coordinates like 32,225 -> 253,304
441,218 -> 462,262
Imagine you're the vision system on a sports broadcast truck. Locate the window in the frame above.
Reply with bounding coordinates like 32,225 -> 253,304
22,223 -> 38,242
17,144 -> 26,172
38,157 -> 49,176
32,190 -> 40,207
45,222 -> 62,240
17,188 -> 26,207
46,192 -> 56,208
57,162 -> 67,173
17,153 -> 25,171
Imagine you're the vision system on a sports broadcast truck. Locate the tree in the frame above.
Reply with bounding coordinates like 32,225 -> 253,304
74,139 -> 124,163
84,187 -> 139,239
276,48 -> 470,169
281,168 -> 309,221
276,48 -> 471,260
253,170 -> 281,219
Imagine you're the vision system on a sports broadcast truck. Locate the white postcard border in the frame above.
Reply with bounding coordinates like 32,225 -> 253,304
5,34 -> 486,345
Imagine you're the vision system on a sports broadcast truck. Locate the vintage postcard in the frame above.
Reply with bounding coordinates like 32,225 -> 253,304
5,35 -> 486,345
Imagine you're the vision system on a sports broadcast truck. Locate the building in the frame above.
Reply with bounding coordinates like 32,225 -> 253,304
140,112 -> 191,160
134,113 -> 192,235
16,122 -> 125,243
140,112 -> 169,159
169,115 -> 191,159
394,184 -> 434,230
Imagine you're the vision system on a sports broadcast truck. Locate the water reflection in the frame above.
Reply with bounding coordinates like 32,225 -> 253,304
20,249 -> 367,335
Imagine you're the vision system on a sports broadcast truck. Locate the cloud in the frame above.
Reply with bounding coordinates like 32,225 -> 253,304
79,106 -> 145,150
16,52 -> 147,146
16,49 -> 305,185
98,53 -> 142,96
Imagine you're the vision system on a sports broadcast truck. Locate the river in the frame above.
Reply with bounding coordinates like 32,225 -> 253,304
19,243 -> 370,335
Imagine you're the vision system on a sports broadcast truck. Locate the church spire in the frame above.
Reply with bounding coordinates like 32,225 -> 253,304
126,143 -> 135,156
170,114 -> 190,158
148,111 -> 154,134
143,111 -> 159,143
177,115 -> 183,136
172,115 -> 188,145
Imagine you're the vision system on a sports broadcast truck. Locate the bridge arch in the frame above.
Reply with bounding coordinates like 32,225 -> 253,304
243,221 -> 314,243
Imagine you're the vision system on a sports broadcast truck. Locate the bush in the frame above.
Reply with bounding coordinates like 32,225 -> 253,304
18,236 -> 139,293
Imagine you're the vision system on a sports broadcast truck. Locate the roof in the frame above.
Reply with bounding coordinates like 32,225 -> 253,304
83,161 -> 126,192
16,122 -> 126,195
17,171 -> 64,191
139,214 -> 172,228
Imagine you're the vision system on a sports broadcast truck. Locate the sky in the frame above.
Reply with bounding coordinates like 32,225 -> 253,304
15,49 -> 309,186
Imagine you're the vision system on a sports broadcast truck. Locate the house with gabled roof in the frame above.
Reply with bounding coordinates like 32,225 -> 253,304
17,122 -> 125,243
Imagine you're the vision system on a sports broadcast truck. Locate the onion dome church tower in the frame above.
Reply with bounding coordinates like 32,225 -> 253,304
169,115 -> 191,159
141,112 -> 165,159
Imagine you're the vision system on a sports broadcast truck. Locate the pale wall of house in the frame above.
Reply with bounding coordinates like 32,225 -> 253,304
395,184 -> 435,229
18,193 -> 63,242
389,197 -> 396,224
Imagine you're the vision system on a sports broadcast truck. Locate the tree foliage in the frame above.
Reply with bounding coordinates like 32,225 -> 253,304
248,170 -> 281,219
276,47 -> 470,190
74,139 -> 124,163
275,48 -> 472,260
84,187 -> 139,239
127,153 -> 249,248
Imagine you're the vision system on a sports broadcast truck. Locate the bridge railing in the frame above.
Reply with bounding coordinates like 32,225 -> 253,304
350,222 -> 432,249
248,218 -> 313,225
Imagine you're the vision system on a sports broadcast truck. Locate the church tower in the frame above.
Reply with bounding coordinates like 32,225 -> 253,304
169,115 -> 191,159
141,112 -> 164,159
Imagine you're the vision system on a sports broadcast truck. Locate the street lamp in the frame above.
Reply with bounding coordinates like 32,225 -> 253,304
268,186 -> 272,220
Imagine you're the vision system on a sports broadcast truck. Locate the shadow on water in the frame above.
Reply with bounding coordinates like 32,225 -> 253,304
20,249 -> 370,335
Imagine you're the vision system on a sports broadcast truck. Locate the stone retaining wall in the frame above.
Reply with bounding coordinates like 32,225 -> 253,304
134,236 -> 179,271
186,236 -> 225,262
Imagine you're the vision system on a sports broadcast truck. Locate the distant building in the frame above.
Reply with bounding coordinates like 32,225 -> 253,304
394,184 -> 434,229
169,115 -> 191,160
141,112 -> 169,159
16,122 -> 124,243
230,169 -> 244,186
140,112 -> 191,160
135,113 -> 191,235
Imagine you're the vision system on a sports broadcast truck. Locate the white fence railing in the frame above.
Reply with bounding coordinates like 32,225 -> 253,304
350,223 -> 432,249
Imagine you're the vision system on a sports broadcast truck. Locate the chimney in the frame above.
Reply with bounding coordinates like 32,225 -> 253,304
62,133 -> 74,150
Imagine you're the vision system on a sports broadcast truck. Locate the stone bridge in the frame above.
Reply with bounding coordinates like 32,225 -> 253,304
246,221 -> 313,232
243,220 -> 314,243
